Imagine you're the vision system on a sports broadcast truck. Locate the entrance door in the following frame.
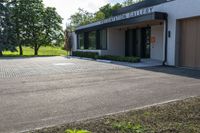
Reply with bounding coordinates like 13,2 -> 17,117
125,27 -> 151,58
125,29 -> 136,56
179,17 -> 200,69
141,27 -> 151,58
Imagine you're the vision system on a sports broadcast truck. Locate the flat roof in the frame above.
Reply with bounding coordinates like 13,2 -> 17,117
75,0 -> 174,32
76,12 -> 167,32
76,0 -> 174,32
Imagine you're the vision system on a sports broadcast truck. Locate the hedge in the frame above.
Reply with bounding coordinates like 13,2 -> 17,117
72,51 -> 99,59
72,51 -> 140,63
97,55 -> 140,63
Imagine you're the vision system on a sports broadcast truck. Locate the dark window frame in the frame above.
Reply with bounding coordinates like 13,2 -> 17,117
77,29 -> 107,50
88,31 -> 97,50
77,32 -> 84,50
99,29 -> 107,50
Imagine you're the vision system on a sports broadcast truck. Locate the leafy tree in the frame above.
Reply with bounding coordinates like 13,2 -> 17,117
0,0 -> 16,56
42,7 -> 63,50
11,0 -> 26,55
69,8 -> 94,30
112,3 -> 122,11
93,11 -> 105,22
11,0 -> 63,55
97,3 -> 122,18
98,4 -> 113,19
69,3 -> 122,30
93,3 -> 122,21
123,0 -> 144,7
19,0 -> 44,55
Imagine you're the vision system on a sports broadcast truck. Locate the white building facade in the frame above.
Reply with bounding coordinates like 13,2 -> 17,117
72,0 -> 200,69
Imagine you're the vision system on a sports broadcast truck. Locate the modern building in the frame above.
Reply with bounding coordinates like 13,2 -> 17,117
72,0 -> 200,69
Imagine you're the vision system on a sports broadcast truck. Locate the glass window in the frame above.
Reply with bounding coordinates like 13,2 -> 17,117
88,31 -> 96,50
78,30 -> 107,50
78,33 -> 84,49
100,29 -> 107,50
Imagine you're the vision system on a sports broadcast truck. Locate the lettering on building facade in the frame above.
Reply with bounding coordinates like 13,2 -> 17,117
99,7 -> 153,25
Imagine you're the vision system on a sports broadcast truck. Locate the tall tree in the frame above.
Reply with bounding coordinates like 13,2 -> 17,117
26,0 -> 44,55
93,11 -> 105,22
112,3 -> 122,11
11,0 -> 24,55
13,0 -> 63,55
41,7 -> 63,52
0,0 -> 16,56
69,8 -> 94,30
123,0 -> 144,7
94,3 -> 122,21
97,3 -> 122,18
69,3 -> 122,31
98,4 -> 113,19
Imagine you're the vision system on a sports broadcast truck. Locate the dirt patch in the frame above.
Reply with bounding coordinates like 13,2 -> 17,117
27,97 -> 200,133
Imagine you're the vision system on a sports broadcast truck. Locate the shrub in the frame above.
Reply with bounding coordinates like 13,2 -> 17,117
72,51 -> 99,59
97,55 -> 140,63
72,51 -> 140,63
65,129 -> 91,133
111,121 -> 145,133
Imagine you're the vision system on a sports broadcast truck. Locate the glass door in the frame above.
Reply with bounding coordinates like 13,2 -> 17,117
141,27 -> 151,58
125,27 -> 151,58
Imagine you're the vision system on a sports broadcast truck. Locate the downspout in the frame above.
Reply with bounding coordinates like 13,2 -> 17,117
163,15 -> 168,66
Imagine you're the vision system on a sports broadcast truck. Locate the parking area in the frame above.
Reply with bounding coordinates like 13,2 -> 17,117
0,57 -> 200,133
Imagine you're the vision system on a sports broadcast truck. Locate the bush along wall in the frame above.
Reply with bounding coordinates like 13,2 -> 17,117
72,51 -> 99,59
97,55 -> 140,63
72,51 -> 140,63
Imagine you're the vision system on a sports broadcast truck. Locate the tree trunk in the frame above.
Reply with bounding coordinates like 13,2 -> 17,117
0,51 -> 3,56
34,44 -> 42,56
19,44 -> 23,55
34,46 -> 38,56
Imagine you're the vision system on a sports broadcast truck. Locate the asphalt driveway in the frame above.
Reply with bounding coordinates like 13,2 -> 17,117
0,57 -> 200,133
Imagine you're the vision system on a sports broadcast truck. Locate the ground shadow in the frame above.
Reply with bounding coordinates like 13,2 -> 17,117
70,57 -> 200,79
136,66 -> 200,79
111,61 -> 200,79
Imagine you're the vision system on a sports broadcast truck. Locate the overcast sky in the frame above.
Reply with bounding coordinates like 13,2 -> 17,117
43,0 -> 125,28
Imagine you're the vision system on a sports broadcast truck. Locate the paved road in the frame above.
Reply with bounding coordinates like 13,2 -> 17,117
0,57 -> 200,133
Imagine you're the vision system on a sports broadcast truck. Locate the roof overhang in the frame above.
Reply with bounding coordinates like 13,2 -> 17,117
76,12 -> 167,33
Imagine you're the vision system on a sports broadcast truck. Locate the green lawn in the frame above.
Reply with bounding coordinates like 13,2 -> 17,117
3,46 -> 68,57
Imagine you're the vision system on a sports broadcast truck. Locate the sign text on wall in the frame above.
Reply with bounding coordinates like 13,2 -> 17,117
99,7 -> 154,25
